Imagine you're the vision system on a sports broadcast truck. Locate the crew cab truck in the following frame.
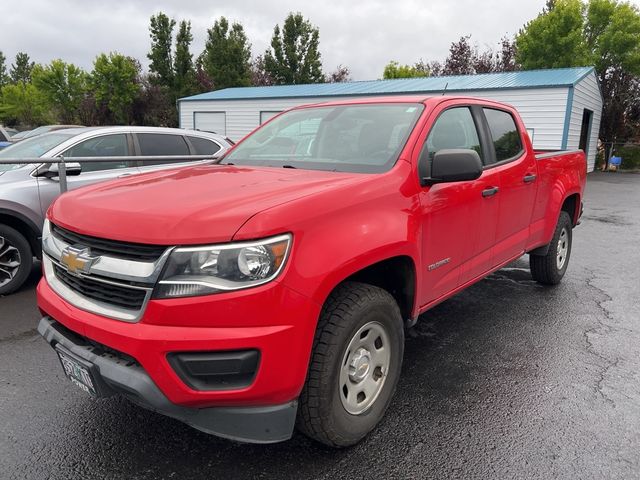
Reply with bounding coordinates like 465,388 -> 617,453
37,96 -> 586,447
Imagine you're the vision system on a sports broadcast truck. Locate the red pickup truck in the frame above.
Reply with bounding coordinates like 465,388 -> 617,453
37,96 -> 586,447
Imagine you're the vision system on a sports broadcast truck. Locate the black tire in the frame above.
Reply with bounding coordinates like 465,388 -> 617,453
297,281 -> 404,447
530,211 -> 573,285
0,224 -> 33,295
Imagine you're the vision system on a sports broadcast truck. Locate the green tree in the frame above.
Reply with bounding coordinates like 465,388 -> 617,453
148,12 -> 175,87
0,82 -> 51,125
32,60 -> 87,124
264,13 -> 323,84
383,60 -> 428,79
91,53 -> 140,124
517,0 -> 640,148
200,17 -> 252,90
173,20 -> 196,97
0,51 -> 8,88
516,0 -> 591,69
10,52 -> 35,84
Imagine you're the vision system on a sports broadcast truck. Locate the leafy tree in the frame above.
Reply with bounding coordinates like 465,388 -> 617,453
443,36 -> 476,75
0,51 -> 8,88
383,61 -> 427,79
148,12 -> 175,87
10,52 -> 35,84
32,60 -> 87,124
516,0 -> 591,69
173,20 -> 196,97
250,55 -> 274,86
264,13 -> 324,84
326,65 -> 351,83
517,0 -> 640,149
91,53 -> 140,124
200,17 -> 252,90
0,82 -> 51,125
496,36 -> 519,72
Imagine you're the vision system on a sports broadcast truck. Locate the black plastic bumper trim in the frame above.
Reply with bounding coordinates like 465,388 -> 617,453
38,316 -> 297,444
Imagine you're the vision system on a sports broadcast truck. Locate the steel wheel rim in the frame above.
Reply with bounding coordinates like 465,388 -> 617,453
0,235 -> 21,287
556,227 -> 569,270
339,321 -> 391,415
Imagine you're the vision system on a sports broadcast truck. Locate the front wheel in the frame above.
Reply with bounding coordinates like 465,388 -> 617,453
297,282 -> 404,447
0,224 -> 33,296
530,211 -> 573,285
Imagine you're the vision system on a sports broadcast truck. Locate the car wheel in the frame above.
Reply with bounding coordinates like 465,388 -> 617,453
0,224 -> 33,295
530,211 -> 573,285
297,281 -> 404,447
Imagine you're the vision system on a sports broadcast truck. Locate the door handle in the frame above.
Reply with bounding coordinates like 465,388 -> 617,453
523,174 -> 537,183
482,186 -> 499,197
118,173 -> 133,178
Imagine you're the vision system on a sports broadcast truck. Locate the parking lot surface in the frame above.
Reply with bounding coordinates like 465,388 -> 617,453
1,172 -> 639,479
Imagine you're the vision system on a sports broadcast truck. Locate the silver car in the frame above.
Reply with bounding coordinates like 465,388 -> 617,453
0,126 -> 231,294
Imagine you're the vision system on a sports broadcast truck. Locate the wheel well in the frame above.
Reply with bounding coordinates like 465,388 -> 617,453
561,193 -> 580,226
0,213 -> 41,258
343,256 -> 416,321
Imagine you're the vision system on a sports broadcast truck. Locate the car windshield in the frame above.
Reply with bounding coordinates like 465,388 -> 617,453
0,132 -> 74,171
223,103 -> 424,173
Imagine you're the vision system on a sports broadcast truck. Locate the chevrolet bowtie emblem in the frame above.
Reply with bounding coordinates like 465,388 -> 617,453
60,246 -> 98,275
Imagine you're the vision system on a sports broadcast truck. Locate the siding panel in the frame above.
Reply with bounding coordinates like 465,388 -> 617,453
179,88 -> 570,151
566,72 -> 603,171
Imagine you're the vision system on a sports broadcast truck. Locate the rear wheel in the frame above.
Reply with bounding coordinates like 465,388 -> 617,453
530,211 -> 573,285
297,282 -> 404,447
0,224 -> 33,295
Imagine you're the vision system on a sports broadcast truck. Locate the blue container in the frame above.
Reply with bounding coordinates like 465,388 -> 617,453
610,156 -> 622,166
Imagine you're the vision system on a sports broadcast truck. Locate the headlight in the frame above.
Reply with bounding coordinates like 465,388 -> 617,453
154,234 -> 292,299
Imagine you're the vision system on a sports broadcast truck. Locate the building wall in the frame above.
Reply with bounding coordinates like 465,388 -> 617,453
566,72 -> 602,171
179,87 -> 571,151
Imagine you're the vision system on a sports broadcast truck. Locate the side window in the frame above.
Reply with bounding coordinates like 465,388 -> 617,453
425,107 -> 483,163
483,108 -> 523,162
137,134 -> 190,166
187,136 -> 221,155
63,134 -> 132,172
420,107 -> 482,178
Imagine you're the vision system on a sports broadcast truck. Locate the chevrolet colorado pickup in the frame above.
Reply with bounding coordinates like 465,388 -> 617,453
37,96 -> 586,447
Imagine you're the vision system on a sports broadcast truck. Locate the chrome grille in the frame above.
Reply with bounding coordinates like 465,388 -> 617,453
53,264 -> 147,311
51,224 -> 166,261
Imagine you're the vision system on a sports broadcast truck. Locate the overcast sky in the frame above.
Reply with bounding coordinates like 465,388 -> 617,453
2,0 -> 637,81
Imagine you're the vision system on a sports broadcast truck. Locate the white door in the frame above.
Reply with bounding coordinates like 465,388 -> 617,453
194,112 -> 226,135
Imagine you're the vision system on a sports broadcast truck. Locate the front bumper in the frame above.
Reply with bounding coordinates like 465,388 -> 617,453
38,316 -> 297,443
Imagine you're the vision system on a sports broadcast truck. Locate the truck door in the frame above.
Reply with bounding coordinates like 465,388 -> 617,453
415,105 -> 501,306
479,108 -> 537,267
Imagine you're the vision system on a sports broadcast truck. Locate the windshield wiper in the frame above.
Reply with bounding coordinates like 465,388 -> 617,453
282,165 -> 297,169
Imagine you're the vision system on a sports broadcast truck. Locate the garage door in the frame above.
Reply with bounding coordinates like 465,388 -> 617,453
194,112 -> 226,135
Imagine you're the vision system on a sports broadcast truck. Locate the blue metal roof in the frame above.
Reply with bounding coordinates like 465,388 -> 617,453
180,67 -> 595,102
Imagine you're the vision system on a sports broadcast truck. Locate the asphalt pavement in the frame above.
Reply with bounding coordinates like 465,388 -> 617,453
1,171 -> 639,479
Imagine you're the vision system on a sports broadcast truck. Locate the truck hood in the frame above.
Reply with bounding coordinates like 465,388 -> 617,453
50,164 -> 366,245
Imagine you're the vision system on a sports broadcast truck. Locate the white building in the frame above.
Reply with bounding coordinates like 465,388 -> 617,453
178,67 -> 602,171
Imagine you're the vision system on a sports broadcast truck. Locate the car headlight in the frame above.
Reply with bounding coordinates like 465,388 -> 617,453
154,234 -> 292,299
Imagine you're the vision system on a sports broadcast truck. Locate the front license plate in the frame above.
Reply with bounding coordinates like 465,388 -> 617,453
55,346 -> 98,396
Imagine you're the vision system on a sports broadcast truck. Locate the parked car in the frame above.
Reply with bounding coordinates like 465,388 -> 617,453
36,97 -> 586,446
0,126 -> 231,294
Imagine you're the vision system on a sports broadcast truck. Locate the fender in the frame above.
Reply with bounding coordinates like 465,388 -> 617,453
0,206 -> 43,257
526,150 -> 586,251
233,161 -> 422,314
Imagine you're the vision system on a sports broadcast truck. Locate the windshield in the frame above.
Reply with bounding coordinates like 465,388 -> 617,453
224,103 -> 424,173
0,132 -> 74,171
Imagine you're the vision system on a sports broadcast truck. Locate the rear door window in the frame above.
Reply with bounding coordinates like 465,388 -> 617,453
187,136 -> 222,156
483,108 -> 523,162
137,134 -> 190,165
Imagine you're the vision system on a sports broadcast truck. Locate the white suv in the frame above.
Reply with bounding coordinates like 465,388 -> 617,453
0,126 -> 232,294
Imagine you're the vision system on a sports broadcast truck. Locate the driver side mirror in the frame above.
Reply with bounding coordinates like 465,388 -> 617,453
41,162 -> 82,178
421,149 -> 483,186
